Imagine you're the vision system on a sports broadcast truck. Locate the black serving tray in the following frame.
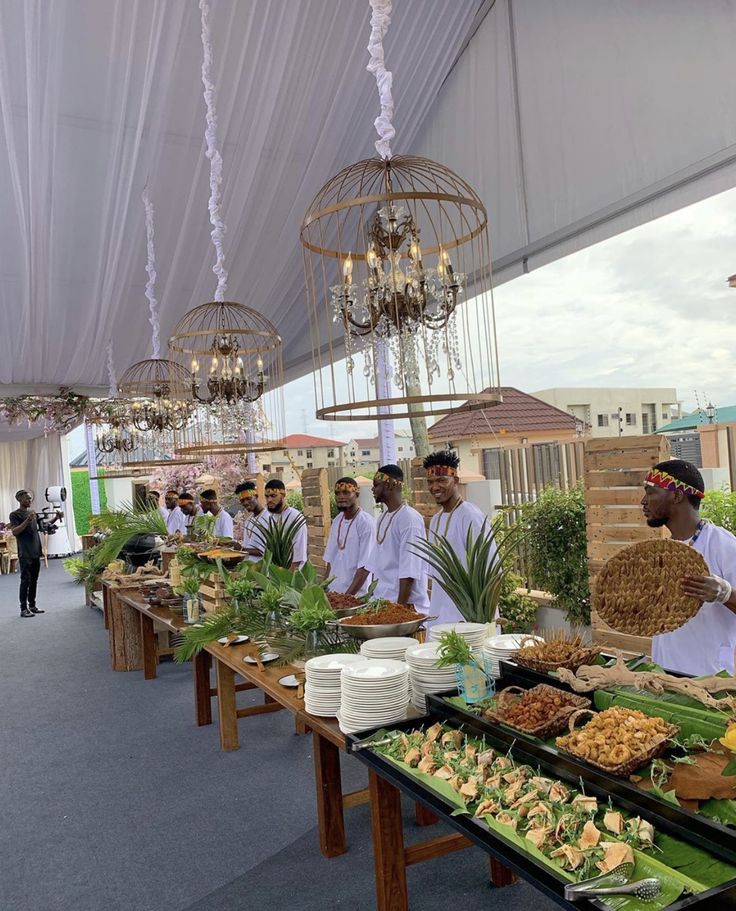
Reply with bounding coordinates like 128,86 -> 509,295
498,656 -> 689,694
427,691 -> 736,867
347,706 -> 736,910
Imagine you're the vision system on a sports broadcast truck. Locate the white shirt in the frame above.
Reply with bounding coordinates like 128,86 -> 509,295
212,508 -> 234,539
367,503 -> 429,611
256,505 -> 308,567
158,505 -> 169,522
652,522 -> 736,675
427,500 -> 490,625
166,506 -> 187,535
241,509 -> 267,561
324,509 -> 375,595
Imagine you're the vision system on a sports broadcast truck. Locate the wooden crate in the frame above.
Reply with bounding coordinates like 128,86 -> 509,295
199,571 -> 228,614
302,468 -> 332,576
584,434 -> 670,654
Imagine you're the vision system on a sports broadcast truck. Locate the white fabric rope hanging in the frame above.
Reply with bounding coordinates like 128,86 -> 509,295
367,0 -> 395,160
199,0 -> 228,303
141,188 -> 161,359
106,340 -> 117,398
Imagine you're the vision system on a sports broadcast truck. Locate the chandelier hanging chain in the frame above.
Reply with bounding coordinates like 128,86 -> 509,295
106,340 -> 117,398
199,0 -> 228,303
367,0 -> 395,160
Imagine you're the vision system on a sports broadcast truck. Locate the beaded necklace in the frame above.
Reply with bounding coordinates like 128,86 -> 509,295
688,518 -> 707,547
376,503 -> 405,545
336,509 -> 360,551
433,497 -> 464,540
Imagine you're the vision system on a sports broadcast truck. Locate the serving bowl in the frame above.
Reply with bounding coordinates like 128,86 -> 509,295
337,614 -> 429,640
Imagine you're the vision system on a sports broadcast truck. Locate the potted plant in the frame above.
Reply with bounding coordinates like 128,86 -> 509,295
436,630 -> 492,703
174,575 -> 202,624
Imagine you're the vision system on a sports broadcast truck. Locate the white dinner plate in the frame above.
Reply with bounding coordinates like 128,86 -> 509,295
217,634 -> 250,645
243,653 -> 279,664
278,674 -> 301,688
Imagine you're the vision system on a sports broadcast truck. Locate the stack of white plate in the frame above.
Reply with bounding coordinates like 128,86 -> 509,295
428,622 -> 488,649
337,659 -> 410,734
405,642 -> 459,712
482,633 -> 544,678
360,637 -> 417,661
304,653 -> 366,717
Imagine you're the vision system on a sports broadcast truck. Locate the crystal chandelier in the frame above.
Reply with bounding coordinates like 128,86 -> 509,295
189,334 -> 265,405
118,359 -> 194,434
332,203 -> 463,339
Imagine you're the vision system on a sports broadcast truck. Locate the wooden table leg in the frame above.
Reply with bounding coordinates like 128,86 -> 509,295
140,614 -> 158,680
215,657 -> 240,751
489,855 -> 518,887
313,731 -> 347,858
414,803 -> 438,827
369,769 -> 409,911
193,651 -> 212,726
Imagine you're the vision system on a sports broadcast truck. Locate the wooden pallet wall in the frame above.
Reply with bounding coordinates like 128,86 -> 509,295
302,468 -> 331,575
409,457 -> 434,529
584,434 -> 670,654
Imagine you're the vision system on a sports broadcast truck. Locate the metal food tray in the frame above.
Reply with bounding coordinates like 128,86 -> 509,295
347,703 -> 736,910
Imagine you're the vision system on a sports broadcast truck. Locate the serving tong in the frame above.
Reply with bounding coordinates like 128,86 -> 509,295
564,863 -> 662,903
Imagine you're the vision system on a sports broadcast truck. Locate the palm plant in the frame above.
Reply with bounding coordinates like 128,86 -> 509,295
411,520 -> 522,624
251,513 -> 307,568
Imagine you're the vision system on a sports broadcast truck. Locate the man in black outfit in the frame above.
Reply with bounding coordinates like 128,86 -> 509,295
9,490 -> 45,618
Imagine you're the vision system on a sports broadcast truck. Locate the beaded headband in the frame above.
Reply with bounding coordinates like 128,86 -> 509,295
373,471 -> 402,487
334,481 -> 358,492
239,490 -> 256,499
426,465 -> 458,478
644,468 -> 705,499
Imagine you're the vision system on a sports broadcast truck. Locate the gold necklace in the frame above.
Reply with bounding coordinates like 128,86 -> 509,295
336,509 -> 360,551
434,498 -> 463,540
376,503 -> 405,545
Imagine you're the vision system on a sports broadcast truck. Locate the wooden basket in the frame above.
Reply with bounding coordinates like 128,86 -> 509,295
512,635 -> 601,674
482,684 -> 591,740
555,708 -> 679,777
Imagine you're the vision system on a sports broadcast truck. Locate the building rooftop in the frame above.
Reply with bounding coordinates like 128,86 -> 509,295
282,433 -> 344,448
657,407 -> 736,433
428,386 -> 581,440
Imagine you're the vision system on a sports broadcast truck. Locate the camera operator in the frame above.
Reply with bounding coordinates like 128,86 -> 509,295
9,490 -> 45,618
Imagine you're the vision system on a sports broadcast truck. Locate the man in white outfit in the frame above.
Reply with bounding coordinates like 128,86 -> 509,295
163,489 -> 184,534
235,481 -> 267,561
254,479 -> 307,570
644,459 -> 736,675
199,488 -> 234,539
323,477 -> 374,596
367,465 -> 428,611
423,450 -> 489,625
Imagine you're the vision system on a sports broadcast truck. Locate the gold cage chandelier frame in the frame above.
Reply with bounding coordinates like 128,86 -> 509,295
301,155 -> 502,421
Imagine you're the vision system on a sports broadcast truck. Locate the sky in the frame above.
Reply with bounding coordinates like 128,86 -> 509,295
68,185 -> 736,456
281,185 -> 736,442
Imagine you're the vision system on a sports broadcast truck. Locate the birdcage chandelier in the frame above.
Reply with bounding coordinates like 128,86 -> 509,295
301,155 -> 502,420
118,359 -> 194,434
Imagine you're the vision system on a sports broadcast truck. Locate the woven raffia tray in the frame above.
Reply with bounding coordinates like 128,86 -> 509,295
482,684 -> 591,740
556,708 -> 679,777
592,539 -> 709,637
512,635 -> 601,674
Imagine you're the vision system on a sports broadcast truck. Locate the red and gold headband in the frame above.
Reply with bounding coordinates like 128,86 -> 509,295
334,481 -> 358,492
373,471 -> 402,487
426,465 -> 458,478
645,469 -> 705,499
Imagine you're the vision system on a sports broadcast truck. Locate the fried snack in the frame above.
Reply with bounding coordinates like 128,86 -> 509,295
491,686 -> 586,730
593,539 -> 708,637
556,706 -> 677,774
513,631 -> 599,673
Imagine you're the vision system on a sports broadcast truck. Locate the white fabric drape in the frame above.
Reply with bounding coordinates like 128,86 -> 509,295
415,0 -> 736,282
0,0 -> 479,396
0,433 -> 77,548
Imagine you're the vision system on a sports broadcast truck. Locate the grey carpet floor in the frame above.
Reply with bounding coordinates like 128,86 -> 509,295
0,560 -> 560,911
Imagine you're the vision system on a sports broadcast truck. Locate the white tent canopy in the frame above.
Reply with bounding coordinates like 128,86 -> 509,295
1,0 -> 735,415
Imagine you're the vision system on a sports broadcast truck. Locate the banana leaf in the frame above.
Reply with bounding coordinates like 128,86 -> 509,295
699,799 -> 736,828
376,749 -> 707,911
593,690 -> 729,742
653,831 -> 736,890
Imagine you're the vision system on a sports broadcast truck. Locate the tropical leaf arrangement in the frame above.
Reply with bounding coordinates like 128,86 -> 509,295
189,513 -> 217,543
64,503 -> 168,588
411,519 -> 522,624
251,512 -> 307,569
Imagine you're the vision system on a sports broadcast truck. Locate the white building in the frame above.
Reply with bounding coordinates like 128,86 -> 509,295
344,429 -> 416,471
532,387 -> 681,438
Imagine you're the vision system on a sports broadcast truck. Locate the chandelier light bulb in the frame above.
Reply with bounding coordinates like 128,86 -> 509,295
366,244 -> 379,271
409,239 -> 422,263
191,358 -> 199,374
342,251 -> 353,284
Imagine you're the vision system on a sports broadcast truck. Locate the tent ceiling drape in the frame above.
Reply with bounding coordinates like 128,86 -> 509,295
2,0 -> 736,438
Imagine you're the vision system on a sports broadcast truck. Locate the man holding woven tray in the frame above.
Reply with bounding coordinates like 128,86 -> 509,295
642,459 -> 736,675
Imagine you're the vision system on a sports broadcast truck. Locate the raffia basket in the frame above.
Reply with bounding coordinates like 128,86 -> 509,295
592,539 -> 708,637
556,708 -> 679,777
482,684 -> 591,740
512,635 -> 601,674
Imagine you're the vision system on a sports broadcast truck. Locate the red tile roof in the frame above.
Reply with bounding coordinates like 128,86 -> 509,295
428,387 -> 581,439
283,433 -> 345,448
